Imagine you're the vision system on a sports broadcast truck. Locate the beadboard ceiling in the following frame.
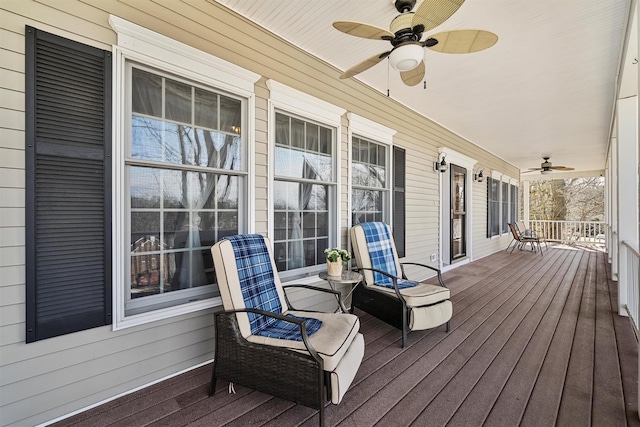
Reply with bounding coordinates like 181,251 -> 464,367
214,0 -> 637,175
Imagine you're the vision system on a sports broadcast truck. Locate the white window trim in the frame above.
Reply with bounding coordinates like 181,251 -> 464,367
266,80 -> 345,281
110,16 -> 260,330
347,113 -> 396,230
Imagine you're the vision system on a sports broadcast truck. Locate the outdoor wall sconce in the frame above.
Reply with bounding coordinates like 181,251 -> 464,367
474,169 -> 484,182
434,153 -> 448,173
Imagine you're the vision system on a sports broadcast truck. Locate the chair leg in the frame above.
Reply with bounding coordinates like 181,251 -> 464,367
209,369 -> 217,397
446,320 -> 450,332
402,309 -> 408,348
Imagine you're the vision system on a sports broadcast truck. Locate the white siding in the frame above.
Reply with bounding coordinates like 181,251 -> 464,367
0,1 -> 518,425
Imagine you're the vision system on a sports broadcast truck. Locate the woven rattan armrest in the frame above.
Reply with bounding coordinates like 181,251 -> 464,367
221,307 -> 323,366
282,284 -> 348,313
399,262 -> 447,288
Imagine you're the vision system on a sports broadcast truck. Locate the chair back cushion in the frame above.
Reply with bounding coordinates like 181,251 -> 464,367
351,222 -> 415,289
212,234 -> 321,340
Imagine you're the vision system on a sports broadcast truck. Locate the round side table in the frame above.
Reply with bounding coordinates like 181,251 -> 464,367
318,270 -> 363,313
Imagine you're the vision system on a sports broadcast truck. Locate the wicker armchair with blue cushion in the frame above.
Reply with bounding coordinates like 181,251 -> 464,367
209,234 -> 364,427
350,222 -> 452,348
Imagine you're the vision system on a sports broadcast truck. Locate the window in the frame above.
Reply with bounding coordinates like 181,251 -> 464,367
501,181 -> 509,234
111,16 -> 259,327
510,184 -> 518,225
352,137 -> 388,225
487,175 -> 519,238
273,112 -> 335,273
487,177 -> 500,237
124,64 -> 247,316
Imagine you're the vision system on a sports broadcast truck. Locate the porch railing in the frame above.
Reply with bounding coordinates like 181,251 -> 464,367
621,240 -> 640,334
528,220 -> 606,245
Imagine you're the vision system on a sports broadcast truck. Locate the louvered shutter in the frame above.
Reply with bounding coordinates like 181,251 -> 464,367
25,27 -> 112,342
393,146 -> 406,257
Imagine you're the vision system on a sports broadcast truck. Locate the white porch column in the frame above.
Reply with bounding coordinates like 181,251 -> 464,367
617,96 -> 639,315
523,180 -> 530,223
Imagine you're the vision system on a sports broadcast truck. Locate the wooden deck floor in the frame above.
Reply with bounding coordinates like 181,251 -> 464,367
54,245 -> 639,426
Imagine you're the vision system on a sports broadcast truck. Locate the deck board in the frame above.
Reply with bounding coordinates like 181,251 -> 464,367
52,246 -> 639,427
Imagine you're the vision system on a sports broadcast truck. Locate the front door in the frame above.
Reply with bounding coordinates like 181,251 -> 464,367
450,164 -> 466,260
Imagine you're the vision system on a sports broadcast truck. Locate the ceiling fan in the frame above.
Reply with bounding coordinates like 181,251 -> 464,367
524,157 -> 575,175
332,0 -> 498,86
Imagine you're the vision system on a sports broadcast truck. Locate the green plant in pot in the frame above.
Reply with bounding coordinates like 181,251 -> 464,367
324,247 -> 351,277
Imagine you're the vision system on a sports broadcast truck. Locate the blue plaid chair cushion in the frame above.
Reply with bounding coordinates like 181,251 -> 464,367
360,222 -> 417,290
225,234 -> 322,341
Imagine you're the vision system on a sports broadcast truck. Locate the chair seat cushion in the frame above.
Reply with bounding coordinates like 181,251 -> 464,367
247,311 -> 360,372
370,281 -> 450,307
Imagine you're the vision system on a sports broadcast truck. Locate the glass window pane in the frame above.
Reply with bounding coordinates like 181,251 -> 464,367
274,242 -> 287,271
319,127 -> 331,154
164,211 -> 189,249
131,212 -> 160,251
219,96 -> 241,134
291,118 -> 305,150
303,212 -> 316,238
306,123 -> 319,152
316,238 -> 328,264
217,212 -> 238,240
377,145 -> 386,167
166,79 -> 191,123
130,167 -> 161,208
275,113 -> 290,146
303,240 -> 316,267
195,88 -> 217,129
164,124 -> 195,165
352,138 -> 360,162
132,68 -> 162,117
131,116 -> 163,162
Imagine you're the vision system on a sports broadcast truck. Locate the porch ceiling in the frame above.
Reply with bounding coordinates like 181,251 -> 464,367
214,0 -> 636,175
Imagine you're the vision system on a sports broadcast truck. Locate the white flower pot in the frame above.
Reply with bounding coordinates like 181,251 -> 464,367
326,260 -> 343,277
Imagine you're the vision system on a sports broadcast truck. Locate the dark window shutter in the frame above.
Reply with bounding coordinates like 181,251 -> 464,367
25,27 -> 112,342
393,146 -> 406,257
487,177 -> 491,237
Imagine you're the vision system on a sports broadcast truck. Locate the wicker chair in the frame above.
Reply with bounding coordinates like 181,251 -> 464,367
350,222 -> 452,348
210,234 -> 365,427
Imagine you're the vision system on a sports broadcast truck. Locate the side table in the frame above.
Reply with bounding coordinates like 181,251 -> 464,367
318,270 -> 363,313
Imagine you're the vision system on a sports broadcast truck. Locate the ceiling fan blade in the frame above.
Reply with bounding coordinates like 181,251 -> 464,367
339,51 -> 390,79
527,168 -> 543,171
412,0 -> 465,32
332,21 -> 394,40
427,30 -> 498,53
551,166 -> 575,171
400,60 -> 425,86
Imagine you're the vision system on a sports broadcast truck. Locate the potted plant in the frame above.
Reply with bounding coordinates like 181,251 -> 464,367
324,247 -> 351,277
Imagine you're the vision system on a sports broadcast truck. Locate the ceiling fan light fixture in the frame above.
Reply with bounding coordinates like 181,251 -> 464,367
389,43 -> 423,71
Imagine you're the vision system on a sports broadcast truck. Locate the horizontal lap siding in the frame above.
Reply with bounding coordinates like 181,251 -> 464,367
0,0 -> 518,425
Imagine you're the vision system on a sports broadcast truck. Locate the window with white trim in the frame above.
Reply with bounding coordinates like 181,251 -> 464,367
273,112 -> 336,273
351,136 -> 389,225
488,177 -> 500,237
110,16 -> 259,326
487,176 -> 519,237
501,181 -> 509,234
124,64 -> 248,316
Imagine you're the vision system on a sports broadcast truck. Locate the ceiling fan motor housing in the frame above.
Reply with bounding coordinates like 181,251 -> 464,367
394,0 -> 416,13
